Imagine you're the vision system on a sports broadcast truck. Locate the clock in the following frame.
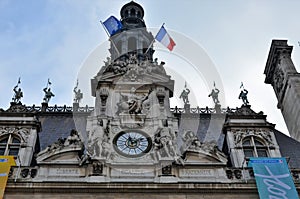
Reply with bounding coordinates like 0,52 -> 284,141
113,131 -> 152,157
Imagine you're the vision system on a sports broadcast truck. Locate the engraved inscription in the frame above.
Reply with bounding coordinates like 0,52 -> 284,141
111,168 -> 154,177
179,169 -> 213,177
49,168 -> 81,176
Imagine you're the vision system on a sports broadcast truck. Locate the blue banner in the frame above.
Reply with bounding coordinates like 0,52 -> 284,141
249,157 -> 299,199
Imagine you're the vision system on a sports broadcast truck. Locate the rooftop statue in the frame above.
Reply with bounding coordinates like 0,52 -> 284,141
43,79 -> 55,103
12,78 -> 23,104
208,82 -> 220,106
238,82 -> 249,105
180,82 -> 190,105
73,80 -> 83,103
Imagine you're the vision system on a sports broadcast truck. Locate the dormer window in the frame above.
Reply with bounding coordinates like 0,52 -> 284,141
242,137 -> 268,158
0,134 -> 21,156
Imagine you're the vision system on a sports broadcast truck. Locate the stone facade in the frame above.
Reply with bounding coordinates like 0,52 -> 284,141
264,40 -> 300,142
1,2 -> 300,199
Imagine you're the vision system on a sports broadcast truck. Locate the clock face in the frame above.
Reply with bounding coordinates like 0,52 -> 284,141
113,131 -> 152,157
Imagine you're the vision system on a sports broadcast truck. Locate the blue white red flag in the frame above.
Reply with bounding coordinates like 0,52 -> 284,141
155,25 -> 176,51
103,16 -> 123,36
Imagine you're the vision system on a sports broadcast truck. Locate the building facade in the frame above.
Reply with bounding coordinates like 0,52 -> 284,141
1,2 -> 300,198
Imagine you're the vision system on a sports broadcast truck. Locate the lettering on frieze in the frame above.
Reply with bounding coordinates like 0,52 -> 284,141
111,168 -> 154,177
179,169 -> 214,177
49,168 -> 81,176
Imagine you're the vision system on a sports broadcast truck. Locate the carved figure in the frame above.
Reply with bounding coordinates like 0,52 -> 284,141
182,130 -> 202,151
101,137 -> 111,159
65,129 -> 81,146
12,86 -> 23,103
208,88 -> 220,105
38,137 -> 65,156
73,80 -> 83,103
43,87 -> 55,103
153,128 -> 177,158
180,87 -> 190,105
129,53 -> 138,64
43,79 -> 54,103
12,78 -> 23,103
238,89 -> 249,105
103,57 -> 111,66
117,88 -> 150,114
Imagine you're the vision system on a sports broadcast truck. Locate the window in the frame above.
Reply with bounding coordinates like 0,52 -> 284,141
0,134 -> 21,156
242,137 -> 268,158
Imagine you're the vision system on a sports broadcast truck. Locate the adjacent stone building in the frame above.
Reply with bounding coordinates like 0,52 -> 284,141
1,2 -> 299,198
264,40 -> 300,142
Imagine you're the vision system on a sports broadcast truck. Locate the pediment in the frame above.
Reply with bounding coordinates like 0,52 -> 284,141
36,146 -> 82,164
183,150 -> 227,166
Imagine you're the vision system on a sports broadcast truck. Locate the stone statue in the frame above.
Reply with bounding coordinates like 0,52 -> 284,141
180,86 -> 190,105
153,128 -> 177,158
239,89 -> 249,105
43,79 -> 55,103
12,78 -> 23,103
73,80 -> 83,103
208,88 -> 220,105
103,57 -> 111,66
65,129 -> 82,146
37,137 -> 65,156
117,88 -> 150,114
181,130 -> 202,152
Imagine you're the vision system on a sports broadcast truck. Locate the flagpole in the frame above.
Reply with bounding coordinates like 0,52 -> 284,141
100,21 -> 121,57
144,23 -> 165,55
144,39 -> 155,55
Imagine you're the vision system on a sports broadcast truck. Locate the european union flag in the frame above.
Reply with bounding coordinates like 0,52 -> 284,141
103,16 -> 123,36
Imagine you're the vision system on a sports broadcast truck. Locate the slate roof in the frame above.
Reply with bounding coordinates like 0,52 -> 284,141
274,129 -> 300,168
31,109 -> 300,170
38,114 -> 88,150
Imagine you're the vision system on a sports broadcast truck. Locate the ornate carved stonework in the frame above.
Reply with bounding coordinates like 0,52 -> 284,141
181,130 -> 227,164
273,67 -> 284,94
232,105 -> 263,116
6,103 -> 27,113
233,129 -> 274,147
37,129 -> 84,163
0,127 -> 30,142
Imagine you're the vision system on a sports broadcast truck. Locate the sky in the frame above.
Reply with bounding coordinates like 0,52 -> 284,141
1,0 -> 300,136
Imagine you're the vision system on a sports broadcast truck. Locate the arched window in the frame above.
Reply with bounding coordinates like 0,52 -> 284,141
128,37 -> 137,53
0,134 -> 21,156
242,137 -> 268,158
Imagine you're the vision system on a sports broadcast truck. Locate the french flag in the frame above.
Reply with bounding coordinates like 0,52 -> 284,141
155,25 -> 176,51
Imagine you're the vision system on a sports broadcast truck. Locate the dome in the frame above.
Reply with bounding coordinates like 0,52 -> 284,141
120,1 -> 144,20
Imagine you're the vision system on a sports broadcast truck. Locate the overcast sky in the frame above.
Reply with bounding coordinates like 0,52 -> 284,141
1,0 -> 300,135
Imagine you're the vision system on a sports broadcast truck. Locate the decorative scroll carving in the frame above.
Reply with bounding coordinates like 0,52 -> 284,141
233,129 -> 274,147
0,127 -> 29,142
